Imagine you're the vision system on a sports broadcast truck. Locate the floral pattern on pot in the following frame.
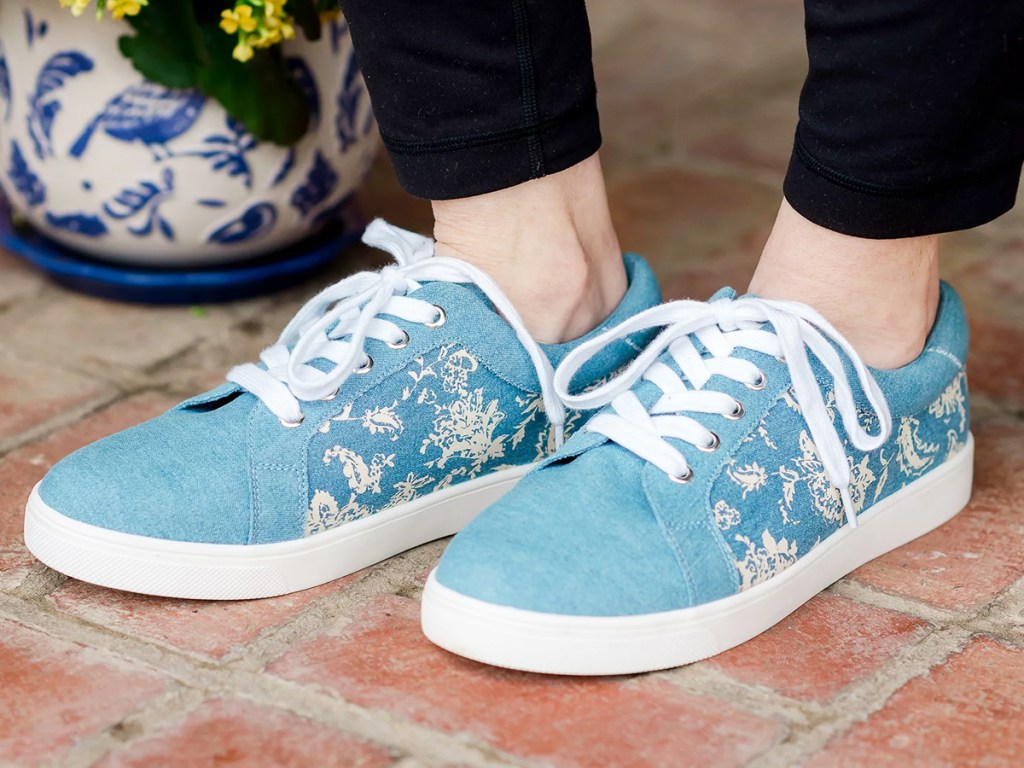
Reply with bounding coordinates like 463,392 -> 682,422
0,3 -> 379,266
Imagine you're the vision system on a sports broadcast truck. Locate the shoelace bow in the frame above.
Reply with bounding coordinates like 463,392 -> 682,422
228,219 -> 566,441
553,296 -> 892,528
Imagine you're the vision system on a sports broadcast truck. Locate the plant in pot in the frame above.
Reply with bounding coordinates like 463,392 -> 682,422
0,0 -> 379,300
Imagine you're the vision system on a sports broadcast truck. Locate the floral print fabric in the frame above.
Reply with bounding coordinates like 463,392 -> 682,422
712,371 -> 969,589
304,343 -> 585,535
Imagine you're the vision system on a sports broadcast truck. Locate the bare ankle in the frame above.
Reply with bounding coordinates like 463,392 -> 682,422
750,199 -> 940,369
431,154 -> 626,343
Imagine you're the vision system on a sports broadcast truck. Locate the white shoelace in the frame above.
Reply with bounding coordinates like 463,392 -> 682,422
227,219 -> 566,440
553,296 -> 892,528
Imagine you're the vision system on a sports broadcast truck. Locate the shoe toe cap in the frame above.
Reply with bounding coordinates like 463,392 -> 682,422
435,452 -> 691,617
38,407 -> 252,545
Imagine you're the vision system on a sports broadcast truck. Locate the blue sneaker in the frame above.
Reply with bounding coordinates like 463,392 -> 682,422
24,221 -> 661,599
422,284 -> 974,675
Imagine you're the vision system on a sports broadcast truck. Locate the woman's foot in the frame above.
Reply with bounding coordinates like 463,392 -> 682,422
432,153 -> 627,343
750,199 -> 940,370
23,221 -> 661,600
422,283 -> 972,675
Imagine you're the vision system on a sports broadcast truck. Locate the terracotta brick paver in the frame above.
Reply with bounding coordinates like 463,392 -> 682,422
0,344 -> 111,446
269,595 -> 784,768
852,419 -> 1024,611
808,637 -> 1024,768
50,578 -> 349,659
0,619 -> 167,766
707,594 -> 929,703
2,0 -> 1023,765
97,699 -> 396,768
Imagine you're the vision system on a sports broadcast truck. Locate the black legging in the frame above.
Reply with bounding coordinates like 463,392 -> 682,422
338,0 -> 1024,239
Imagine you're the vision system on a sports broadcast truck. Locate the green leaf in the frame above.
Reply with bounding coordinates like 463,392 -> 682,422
118,33 -> 197,89
119,0 -> 203,88
197,28 -> 311,146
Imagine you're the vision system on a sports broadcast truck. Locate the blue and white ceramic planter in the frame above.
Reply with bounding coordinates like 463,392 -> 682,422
0,0 -> 379,266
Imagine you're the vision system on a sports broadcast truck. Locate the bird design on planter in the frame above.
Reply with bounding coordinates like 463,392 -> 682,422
28,50 -> 94,159
69,82 -> 205,161
102,167 -> 176,241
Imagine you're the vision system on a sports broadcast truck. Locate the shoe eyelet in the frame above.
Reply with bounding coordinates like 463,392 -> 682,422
387,330 -> 410,350
774,355 -> 786,364
699,432 -> 720,452
320,388 -> 339,401
425,305 -> 447,328
355,355 -> 374,374
725,400 -> 744,420
668,467 -> 694,484
279,414 -> 305,428
745,371 -> 767,391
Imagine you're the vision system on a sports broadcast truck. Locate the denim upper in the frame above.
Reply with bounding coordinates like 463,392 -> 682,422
435,282 -> 970,616
38,252 -> 662,545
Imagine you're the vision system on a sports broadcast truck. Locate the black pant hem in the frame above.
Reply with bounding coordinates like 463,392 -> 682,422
383,93 -> 603,200
784,142 -> 1024,239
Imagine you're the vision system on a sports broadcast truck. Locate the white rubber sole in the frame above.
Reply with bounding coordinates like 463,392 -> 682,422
421,434 -> 975,676
24,465 -> 532,600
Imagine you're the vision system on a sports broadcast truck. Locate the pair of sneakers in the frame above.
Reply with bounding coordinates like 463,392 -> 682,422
24,221 -> 974,675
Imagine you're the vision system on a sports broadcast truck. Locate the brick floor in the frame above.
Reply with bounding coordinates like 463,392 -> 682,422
0,619 -> 167,767
808,637 -> 1024,768
96,698 -> 397,768
269,595 -> 784,768
0,344 -> 111,447
852,418 -> 1024,612
1,0 -> 1023,765
49,578 -> 348,660
706,594 -> 929,703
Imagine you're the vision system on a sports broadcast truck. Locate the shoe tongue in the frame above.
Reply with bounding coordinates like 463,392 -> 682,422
708,286 -> 738,302
627,286 -> 751,408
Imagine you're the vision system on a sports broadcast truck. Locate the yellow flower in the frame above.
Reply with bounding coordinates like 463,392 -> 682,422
251,28 -> 281,48
59,0 -> 93,17
263,1 -> 296,37
232,39 -> 255,62
220,4 -> 258,35
106,0 -> 147,19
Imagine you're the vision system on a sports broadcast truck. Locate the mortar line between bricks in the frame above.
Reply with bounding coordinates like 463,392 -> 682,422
968,572 -> 1024,641
0,588 -> 528,768
831,569 -> 1024,649
52,685 -> 207,768
746,625 -> 976,768
658,662 -> 820,729
0,389 -> 126,459
225,541 -> 449,671
826,578 -> 964,625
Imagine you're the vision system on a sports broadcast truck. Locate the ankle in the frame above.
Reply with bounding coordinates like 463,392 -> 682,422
431,154 -> 626,343
750,199 -> 940,369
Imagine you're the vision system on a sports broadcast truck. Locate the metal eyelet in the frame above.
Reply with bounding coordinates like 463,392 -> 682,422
387,330 -> 410,350
279,414 -> 305,428
774,355 -> 786,364
355,355 -> 374,374
725,400 -> 744,420
699,432 -> 720,452
425,305 -> 447,328
668,467 -> 694,484
745,371 -> 767,391
320,388 -> 339,401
